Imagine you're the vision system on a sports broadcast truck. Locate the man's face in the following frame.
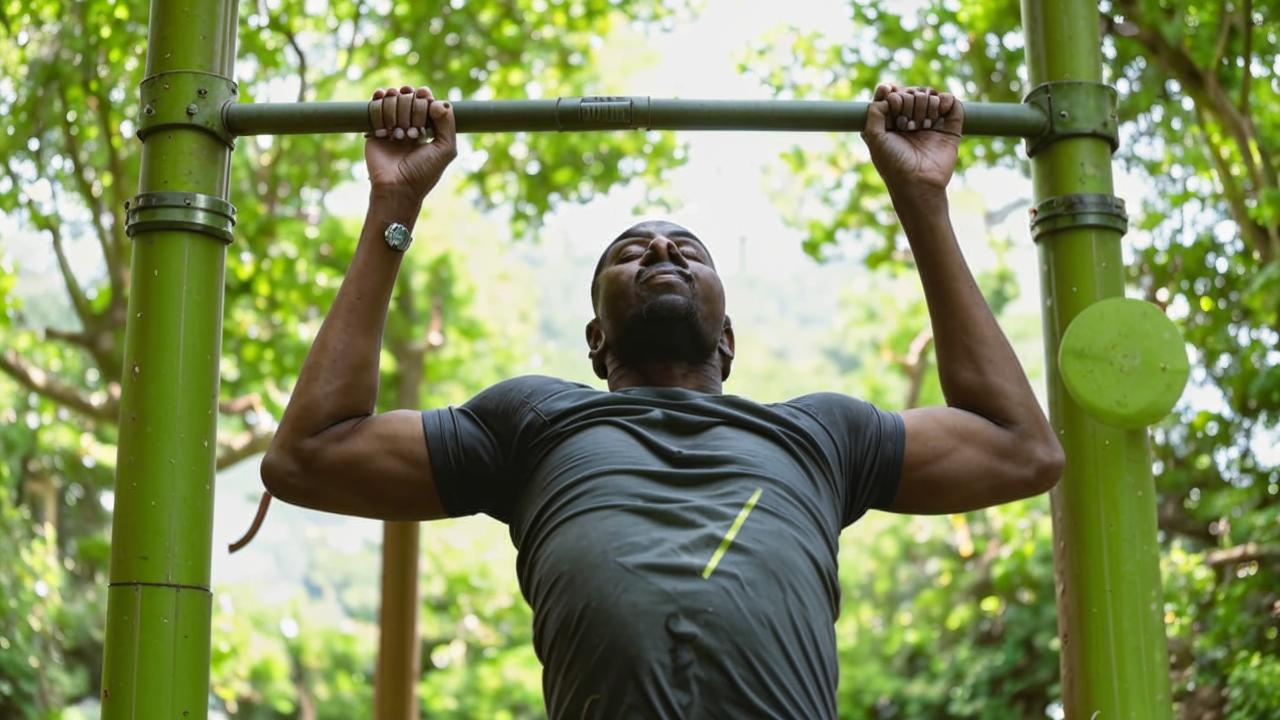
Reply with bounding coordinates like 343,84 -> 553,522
588,221 -> 729,377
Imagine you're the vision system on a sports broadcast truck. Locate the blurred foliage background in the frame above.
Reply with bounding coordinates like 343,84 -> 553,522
0,0 -> 1277,718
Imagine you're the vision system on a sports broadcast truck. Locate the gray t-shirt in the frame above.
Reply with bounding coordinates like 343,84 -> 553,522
422,375 -> 903,719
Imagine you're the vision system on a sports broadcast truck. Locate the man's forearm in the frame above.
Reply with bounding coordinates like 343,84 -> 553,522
896,192 -> 1052,438
272,192 -> 422,447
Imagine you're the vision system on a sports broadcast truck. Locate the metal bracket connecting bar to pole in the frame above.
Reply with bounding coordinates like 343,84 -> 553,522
222,96 -> 1050,138
138,70 -> 239,148
1023,81 -> 1120,157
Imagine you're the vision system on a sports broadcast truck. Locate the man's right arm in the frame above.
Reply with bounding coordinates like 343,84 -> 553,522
261,85 -> 456,521
859,84 -> 1063,514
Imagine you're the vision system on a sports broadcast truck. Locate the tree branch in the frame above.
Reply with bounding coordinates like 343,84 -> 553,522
57,84 -> 120,304
428,293 -> 446,348
409,291 -> 447,355
1115,0 -> 1278,261
341,1 -> 363,74
42,326 -> 95,351
984,197 -> 1030,227
216,428 -> 274,471
5,144 -> 98,328
68,0 -> 129,296
900,327 -> 934,410
1157,495 -> 1214,545
219,393 -> 265,415
1118,3 -> 1251,166
216,393 -> 272,468
1193,104 -> 1271,261
279,24 -> 309,102
46,220 -> 97,328
1205,542 -> 1280,567
1239,0 -> 1253,114
6,122 -> 124,376
1208,2 -> 1236,85
34,215 -> 95,330
0,349 -> 117,421
1232,0 -> 1274,200
87,72 -> 131,296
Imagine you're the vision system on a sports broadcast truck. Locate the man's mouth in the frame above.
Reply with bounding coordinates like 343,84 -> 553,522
637,266 -> 694,285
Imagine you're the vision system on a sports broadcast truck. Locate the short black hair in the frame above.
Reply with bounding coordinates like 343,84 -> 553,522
590,222 -> 713,309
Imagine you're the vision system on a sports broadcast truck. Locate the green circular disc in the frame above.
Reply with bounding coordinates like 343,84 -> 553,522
1058,297 -> 1189,429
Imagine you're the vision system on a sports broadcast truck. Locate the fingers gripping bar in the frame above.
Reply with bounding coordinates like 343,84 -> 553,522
223,96 -> 1048,138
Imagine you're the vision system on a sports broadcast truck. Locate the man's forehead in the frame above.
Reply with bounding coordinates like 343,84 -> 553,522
613,220 -> 699,242
608,222 -> 707,256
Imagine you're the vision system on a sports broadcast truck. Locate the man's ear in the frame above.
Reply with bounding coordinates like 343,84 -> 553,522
718,315 -> 736,382
585,319 -> 609,380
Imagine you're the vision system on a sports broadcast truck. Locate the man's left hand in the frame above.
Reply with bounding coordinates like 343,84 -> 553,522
365,85 -> 458,206
861,84 -> 964,199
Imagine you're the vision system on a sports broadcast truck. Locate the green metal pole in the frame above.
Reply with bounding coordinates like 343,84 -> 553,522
224,97 -> 1047,137
101,0 -> 238,716
1021,0 -> 1173,716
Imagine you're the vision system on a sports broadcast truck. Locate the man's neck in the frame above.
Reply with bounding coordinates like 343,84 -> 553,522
606,361 -> 723,394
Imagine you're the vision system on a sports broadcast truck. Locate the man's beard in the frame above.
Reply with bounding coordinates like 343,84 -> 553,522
611,295 -> 718,366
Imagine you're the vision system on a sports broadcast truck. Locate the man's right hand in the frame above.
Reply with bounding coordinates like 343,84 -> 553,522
861,83 -> 962,201
365,85 -> 458,204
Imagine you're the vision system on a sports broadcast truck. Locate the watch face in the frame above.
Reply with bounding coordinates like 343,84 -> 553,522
385,222 -> 411,251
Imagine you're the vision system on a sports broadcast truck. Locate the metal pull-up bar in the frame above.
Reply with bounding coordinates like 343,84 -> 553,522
222,96 -> 1049,138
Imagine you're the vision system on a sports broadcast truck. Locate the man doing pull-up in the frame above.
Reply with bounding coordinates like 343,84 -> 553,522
261,82 -> 1065,718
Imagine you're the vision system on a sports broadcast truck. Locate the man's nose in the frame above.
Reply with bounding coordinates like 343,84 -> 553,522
642,236 -> 689,267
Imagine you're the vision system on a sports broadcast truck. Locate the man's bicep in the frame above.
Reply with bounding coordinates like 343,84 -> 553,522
292,409 -> 447,521
889,406 -> 1038,514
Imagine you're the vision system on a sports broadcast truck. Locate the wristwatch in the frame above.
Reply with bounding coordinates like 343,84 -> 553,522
384,222 -> 413,252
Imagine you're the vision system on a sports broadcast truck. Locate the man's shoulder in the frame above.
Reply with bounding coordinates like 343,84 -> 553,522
777,391 -> 866,413
493,374 -> 594,393
774,391 -> 894,429
473,375 -> 598,407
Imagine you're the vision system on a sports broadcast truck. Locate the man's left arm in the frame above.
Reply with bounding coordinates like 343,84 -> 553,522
862,84 -> 1065,514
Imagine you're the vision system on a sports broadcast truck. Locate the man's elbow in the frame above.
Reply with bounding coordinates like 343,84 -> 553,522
1024,438 -> 1066,496
260,442 -> 309,505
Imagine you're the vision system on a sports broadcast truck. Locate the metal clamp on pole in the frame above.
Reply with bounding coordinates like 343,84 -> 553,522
1023,81 -> 1119,157
125,192 -> 237,243
137,70 -> 239,148
555,96 -> 653,130
1029,193 -> 1127,243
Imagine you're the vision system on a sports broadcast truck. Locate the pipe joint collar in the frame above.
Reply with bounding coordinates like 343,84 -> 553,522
125,191 -> 237,243
1029,193 -> 1127,243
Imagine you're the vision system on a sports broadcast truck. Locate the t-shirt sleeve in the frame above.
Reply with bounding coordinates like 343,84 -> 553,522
790,392 -> 905,526
421,376 -> 564,522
